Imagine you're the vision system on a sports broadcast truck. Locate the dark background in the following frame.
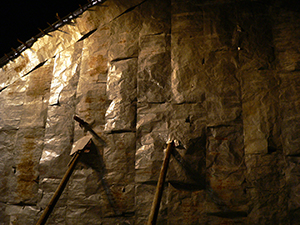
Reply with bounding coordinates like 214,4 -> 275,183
0,0 -> 299,61
0,0 -> 89,57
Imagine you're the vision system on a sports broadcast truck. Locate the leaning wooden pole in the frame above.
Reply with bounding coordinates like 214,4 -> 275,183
147,141 -> 174,225
35,151 -> 82,225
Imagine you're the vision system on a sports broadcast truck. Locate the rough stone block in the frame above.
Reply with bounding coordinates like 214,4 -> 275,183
286,157 -> 300,212
0,129 -> 17,203
245,153 -> 287,224
0,76 -> 27,130
108,8 -> 141,61
104,133 -> 136,184
139,0 -> 170,36
76,0 -> 144,36
172,11 -> 203,34
40,103 -> 76,178
49,42 -> 82,106
101,217 -> 134,225
101,183 -> 135,217
137,103 -> 206,136
280,72 -> 300,155
80,25 -> 110,84
107,58 -> 137,102
137,103 -> 170,133
168,184 -> 206,225
273,8 -> 300,72
0,63 -> 22,92
171,34 -> 206,104
105,101 -> 136,132
38,178 -> 68,209
76,83 -> 110,127
206,124 -> 247,214
245,154 -> 284,191
204,52 -> 240,126
172,0 -> 203,21
65,205 -> 102,225
5,205 -> 40,225
241,70 -> 280,155
67,168 -> 103,207
0,105 -> 23,130
19,59 -> 54,129
138,34 -> 171,103
238,4 -> 274,71
8,128 -> 45,204
105,58 -> 137,132
0,203 -> 9,224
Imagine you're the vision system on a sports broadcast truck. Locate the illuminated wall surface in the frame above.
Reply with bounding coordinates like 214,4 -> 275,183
0,0 -> 299,224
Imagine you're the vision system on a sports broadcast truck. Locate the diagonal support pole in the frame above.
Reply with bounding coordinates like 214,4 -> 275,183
147,141 -> 175,225
36,150 -> 82,225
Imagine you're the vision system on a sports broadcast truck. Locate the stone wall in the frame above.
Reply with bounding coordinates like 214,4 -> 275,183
0,0 -> 299,224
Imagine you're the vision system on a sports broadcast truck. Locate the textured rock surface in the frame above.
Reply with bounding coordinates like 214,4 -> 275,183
0,0 -> 299,224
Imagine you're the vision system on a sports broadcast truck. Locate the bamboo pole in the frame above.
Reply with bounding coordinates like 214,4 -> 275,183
35,151 -> 82,225
147,141 -> 174,225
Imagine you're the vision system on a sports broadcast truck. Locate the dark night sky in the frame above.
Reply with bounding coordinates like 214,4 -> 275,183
0,0 -> 88,57
0,0 -> 299,61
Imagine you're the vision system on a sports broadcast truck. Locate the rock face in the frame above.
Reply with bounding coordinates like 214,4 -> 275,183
0,0 -> 299,224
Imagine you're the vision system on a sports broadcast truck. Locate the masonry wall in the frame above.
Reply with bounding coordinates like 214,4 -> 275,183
0,0 -> 299,224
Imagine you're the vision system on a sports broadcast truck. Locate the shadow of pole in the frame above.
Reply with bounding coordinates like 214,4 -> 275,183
80,139 -> 122,216
74,116 -> 121,216
171,147 -> 248,218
